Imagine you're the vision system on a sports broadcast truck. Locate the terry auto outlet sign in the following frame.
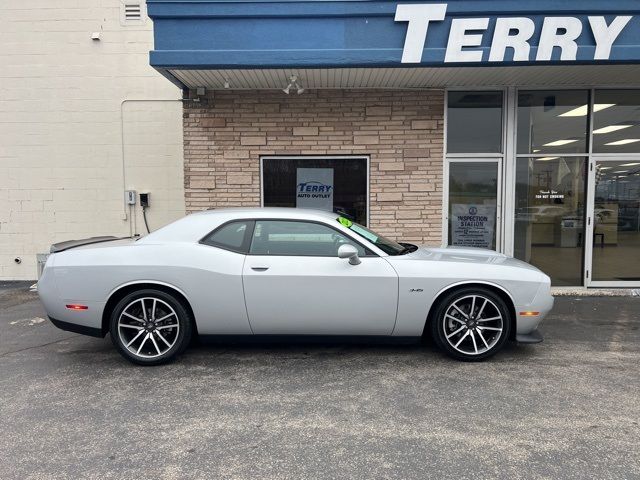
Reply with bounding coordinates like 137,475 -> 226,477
395,4 -> 632,63
296,168 -> 334,212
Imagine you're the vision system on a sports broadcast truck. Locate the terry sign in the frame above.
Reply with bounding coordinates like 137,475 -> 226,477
395,4 -> 633,63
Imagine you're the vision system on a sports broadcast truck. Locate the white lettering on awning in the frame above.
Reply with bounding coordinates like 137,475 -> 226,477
589,16 -> 633,60
395,4 -> 447,63
445,18 -> 489,63
489,17 -> 535,62
394,4 -> 633,63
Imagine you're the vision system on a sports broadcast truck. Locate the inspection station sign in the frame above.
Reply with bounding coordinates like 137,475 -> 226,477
451,204 -> 496,249
395,4 -> 633,63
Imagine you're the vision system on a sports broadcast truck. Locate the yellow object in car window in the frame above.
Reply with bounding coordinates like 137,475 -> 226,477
338,216 -> 353,228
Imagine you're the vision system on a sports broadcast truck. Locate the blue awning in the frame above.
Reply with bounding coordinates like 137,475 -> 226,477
147,0 -> 640,89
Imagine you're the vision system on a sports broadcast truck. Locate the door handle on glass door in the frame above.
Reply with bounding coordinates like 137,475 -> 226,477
251,266 -> 270,271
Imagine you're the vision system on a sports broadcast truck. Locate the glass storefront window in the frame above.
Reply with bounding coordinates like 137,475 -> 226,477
262,156 -> 368,225
592,160 -> 640,281
514,157 -> 587,286
592,90 -> 640,154
447,91 -> 503,154
448,161 -> 499,250
517,90 -> 589,155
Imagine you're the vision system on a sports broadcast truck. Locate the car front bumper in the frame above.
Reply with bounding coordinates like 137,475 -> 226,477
514,281 -> 554,336
515,329 -> 543,344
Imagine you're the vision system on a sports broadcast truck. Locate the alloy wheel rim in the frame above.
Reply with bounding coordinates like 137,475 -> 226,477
117,297 -> 180,359
442,295 -> 504,356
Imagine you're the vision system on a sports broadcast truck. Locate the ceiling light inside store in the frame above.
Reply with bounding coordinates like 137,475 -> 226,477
543,139 -> 579,146
619,162 -> 640,166
613,170 -> 628,173
605,139 -> 640,146
559,104 -> 615,117
533,149 -> 541,153
599,167 -> 612,170
537,157 -> 560,161
592,125 -> 633,134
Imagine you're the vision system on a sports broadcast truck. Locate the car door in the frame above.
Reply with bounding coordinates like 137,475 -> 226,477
242,219 -> 399,335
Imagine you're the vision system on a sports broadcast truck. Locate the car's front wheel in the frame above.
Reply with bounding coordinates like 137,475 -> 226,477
109,289 -> 193,365
430,287 -> 511,361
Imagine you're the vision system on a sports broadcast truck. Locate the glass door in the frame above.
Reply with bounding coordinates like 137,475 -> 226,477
446,160 -> 502,251
586,158 -> 640,286
514,156 -> 588,286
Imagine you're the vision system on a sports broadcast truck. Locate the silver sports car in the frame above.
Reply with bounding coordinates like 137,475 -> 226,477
38,208 -> 553,365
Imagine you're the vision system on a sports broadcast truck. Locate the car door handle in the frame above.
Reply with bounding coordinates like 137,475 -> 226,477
250,266 -> 270,271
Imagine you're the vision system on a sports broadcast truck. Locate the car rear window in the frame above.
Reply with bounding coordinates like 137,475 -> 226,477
201,221 -> 252,252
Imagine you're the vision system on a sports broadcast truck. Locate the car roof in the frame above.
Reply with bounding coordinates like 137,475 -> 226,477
139,207 -> 344,243
192,207 -> 339,221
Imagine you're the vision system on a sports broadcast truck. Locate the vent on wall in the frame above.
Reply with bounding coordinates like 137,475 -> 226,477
120,1 -> 145,25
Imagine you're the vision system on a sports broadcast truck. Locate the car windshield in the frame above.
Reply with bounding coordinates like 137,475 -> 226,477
337,217 -> 411,255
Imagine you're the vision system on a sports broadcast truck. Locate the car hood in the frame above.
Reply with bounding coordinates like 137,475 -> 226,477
395,246 -> 542,272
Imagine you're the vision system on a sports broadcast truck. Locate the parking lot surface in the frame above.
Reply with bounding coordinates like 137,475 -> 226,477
0,283 -> 639,479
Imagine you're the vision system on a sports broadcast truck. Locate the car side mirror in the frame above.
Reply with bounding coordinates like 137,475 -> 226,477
338,244 -> 361,265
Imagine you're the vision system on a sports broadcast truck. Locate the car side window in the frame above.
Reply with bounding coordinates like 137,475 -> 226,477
201,221 -> 252,253
249,220 -> 367,257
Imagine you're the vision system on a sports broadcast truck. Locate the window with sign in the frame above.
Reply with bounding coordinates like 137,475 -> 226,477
261,156 -> 369,225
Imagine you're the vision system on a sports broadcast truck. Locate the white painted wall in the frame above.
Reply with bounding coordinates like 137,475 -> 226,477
0,0 -> 185,280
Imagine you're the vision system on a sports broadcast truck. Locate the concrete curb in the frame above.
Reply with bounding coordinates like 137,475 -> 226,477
551,287 -> 640,297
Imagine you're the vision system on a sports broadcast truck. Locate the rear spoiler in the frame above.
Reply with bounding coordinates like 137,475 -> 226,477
50,236 -> 128,253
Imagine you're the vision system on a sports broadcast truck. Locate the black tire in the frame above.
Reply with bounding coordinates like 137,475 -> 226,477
109,289 -> 193,366
430,287 -> 511,362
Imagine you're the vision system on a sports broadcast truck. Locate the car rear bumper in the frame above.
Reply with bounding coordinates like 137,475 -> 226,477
38,262 -> 105,334
49,317 -> 105,338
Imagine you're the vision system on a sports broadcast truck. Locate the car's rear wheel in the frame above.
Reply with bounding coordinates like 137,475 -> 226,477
109,289 -> 192,365
430,287 -> 511,361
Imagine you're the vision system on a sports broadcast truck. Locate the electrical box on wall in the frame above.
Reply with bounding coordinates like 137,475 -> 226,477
139,192 -> 150,208
125,190 -> 136,205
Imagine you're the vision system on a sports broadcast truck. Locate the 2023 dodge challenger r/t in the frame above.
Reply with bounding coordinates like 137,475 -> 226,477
38,208 -> 553,365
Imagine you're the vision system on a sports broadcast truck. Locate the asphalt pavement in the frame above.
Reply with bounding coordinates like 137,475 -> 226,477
0,282 -> 638,480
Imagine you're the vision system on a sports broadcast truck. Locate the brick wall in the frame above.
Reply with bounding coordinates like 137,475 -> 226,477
183,89 -> 444,245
